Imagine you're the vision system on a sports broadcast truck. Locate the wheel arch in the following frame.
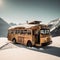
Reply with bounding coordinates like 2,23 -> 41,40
27,40 -> 32,47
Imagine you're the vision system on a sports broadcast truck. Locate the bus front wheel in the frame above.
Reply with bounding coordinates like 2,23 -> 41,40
27,41 -> 32,47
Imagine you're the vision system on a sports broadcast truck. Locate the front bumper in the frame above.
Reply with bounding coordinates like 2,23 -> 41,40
42,41 -> 52,46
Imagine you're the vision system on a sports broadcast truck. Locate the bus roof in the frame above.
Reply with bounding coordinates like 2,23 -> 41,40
8,24 -> 36,30
28,21 -> 41,24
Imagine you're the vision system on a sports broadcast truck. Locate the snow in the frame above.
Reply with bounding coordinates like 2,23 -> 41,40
48,18 -> 60,32
50,22 -> 60,32
0,47 -> 60,60
51,36 -> 60,47
49,20 -> 59,25
0,37 -> 60,60
0,37 -> 8,47
8,24 -> 36,29
48,18 -> 60,25
50,26 -> 56,32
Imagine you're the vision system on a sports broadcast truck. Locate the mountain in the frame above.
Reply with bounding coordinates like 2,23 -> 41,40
0,18 -> 10,37
9,23 -> 16,26
48,18 -> 60,37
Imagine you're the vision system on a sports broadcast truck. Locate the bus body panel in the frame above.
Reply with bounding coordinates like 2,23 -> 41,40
7,24 -> 52,47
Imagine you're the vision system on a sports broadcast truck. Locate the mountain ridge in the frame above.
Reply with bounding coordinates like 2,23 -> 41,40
0,18 -> 10,37
48,18 -> 60,37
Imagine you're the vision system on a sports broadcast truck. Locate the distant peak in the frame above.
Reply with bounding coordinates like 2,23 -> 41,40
0,17 -> 3,20
49,18 -> 60,23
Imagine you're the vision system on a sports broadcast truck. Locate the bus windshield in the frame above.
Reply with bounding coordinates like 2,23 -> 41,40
40,29 -> 50,35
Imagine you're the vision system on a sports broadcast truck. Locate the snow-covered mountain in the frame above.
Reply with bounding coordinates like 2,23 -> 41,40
48,18 -> 60,37
9,23 -> 16,26
0,18 -> 10,37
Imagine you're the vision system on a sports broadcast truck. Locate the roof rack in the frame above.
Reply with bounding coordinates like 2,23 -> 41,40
28,21 -> 41,24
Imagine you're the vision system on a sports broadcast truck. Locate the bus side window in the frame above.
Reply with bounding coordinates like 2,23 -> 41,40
17,30 -> 20,34
23,30 -> 27,34
15,30 -> 20,34
11,30 -> 14,34
15,30 -> 17,34
27,30 -> 31,35
20,30 -> 23,34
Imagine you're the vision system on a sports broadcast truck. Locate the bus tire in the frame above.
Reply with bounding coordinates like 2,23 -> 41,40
12,38 -> 16,44
27,41 -> 32,47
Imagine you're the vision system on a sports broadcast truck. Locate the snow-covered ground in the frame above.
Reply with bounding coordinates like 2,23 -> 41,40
0,37 -> 60,60
0,37 -> 9,48
0,47 -> 60,60
51,36 -> 60,47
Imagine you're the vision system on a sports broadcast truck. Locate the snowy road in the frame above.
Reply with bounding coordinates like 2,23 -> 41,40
0,41 -> 60,57
0,37 -> 60,60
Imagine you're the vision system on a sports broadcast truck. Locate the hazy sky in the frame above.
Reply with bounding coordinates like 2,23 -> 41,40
0,0 -> 60,24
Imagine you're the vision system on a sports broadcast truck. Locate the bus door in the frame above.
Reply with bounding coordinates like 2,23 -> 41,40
35,30 -> 40,44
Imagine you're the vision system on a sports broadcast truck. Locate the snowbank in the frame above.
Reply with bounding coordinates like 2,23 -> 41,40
51,36 -> 60,47
0,48 -> 60,60
0,37 -> 8,48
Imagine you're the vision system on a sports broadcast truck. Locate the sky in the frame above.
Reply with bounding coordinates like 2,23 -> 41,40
0,0 -> 60,24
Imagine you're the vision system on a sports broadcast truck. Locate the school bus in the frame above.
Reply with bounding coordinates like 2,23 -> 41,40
7,23 -> 52,47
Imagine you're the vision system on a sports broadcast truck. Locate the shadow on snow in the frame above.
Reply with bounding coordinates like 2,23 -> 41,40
15,44 -> 60,57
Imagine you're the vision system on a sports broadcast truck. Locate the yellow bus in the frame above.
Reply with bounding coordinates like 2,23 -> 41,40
7,23 -> 52,47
